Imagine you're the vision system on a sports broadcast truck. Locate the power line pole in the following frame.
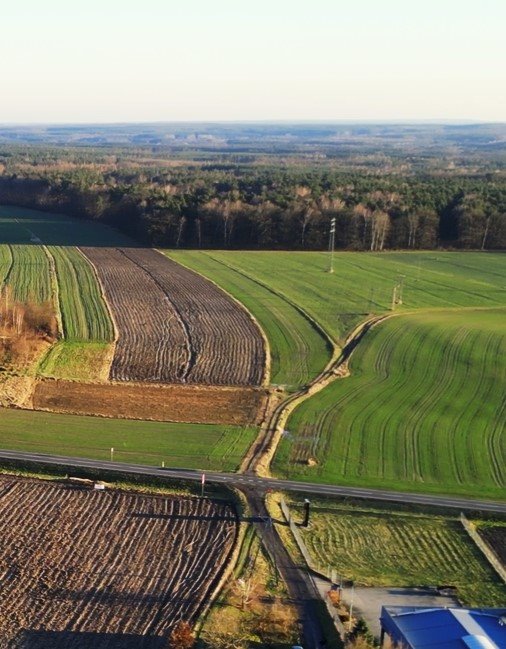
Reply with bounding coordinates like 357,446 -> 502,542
349,581 -> 355,630
391,284 -> 398,311
398,275 -> 405,305
328,217 -> 336,274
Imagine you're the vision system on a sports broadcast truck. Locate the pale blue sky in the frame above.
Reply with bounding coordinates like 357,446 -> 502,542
2,0 -> 505,122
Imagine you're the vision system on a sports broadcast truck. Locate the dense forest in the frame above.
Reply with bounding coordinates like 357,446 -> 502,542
0,124 -> 505,250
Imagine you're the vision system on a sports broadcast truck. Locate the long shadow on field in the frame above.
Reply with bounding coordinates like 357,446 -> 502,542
131,512 -> 237,522
18,630 -> 165,649
46,586 -> 194,608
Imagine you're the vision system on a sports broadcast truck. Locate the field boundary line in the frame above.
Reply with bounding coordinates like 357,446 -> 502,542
203,251 -> 338,360
161,250 -> 272,388
77,246 -> 119,375
194,503 -> 243,633
35,245 -> 64,382
278,496 -> 348,640
42,246 -> 64,339
460,513 -> 506,583
252,313 -> 392,477
279,496 -> 327,578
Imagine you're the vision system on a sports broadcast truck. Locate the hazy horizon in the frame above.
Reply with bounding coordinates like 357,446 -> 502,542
1,119 -> 504,126
3,0 -> 505,123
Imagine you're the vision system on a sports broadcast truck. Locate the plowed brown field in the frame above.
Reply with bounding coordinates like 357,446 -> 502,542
33,379 -> 267,425
80,247 -> 265,386
479,526 -> 506,566
0,476 -> 237,649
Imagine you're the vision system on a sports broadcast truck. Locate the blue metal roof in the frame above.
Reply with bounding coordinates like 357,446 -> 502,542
380,606 -> 506,649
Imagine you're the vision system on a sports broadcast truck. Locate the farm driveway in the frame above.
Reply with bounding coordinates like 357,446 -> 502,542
314,579 -> 458,638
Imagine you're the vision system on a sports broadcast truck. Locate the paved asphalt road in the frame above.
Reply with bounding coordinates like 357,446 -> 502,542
0,448 -> 504,513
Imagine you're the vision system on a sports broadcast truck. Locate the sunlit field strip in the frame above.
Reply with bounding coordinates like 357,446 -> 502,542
292,498 -> 506,607
188,250 -> 506,343
49,246 -> 114,342
275,309 -> 506,499
0,407 -> 257,472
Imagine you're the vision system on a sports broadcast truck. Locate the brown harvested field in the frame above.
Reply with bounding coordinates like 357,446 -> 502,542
33,379 -> 267,425
0,475 -> 237,649
478,526 -> 506,566
80,247 -> 265,386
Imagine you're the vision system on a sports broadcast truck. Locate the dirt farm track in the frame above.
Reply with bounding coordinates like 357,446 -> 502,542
0,476 -> 238,649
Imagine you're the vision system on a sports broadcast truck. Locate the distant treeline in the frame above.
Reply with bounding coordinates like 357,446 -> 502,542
0,159 -> 505,250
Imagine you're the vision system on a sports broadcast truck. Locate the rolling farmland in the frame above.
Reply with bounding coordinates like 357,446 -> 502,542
171,250 -> 506,346
0,207 -> 116,380
1,206 -> 266,391
82,247 -> 265,385
166,251 -> 332,388
0,475 -> 237,648
2,207 -> 506,493
173,251 -> 506,498
293,498 -> 506,607
274,310 -> 506,499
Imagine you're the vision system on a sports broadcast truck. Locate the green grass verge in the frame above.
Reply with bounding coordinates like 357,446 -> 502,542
0,407 -> 257,472
166,251 -> 332,388
6,245 -> 53,303
291,498 -> 506,607
274,309 -> 506,499
49,246 -> 114,342
38,341 -> 113,381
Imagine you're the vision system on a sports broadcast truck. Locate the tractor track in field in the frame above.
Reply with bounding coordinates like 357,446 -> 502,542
242,313 -> 392,477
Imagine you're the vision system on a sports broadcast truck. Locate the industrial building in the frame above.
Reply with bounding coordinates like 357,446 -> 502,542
380,606 -> 506,649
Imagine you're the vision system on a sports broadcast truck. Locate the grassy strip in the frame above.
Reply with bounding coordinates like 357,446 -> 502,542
7,245 -> 53,303
0,407 -> 258,472
49,246 -> 114,342
38,341 -> 113,381
289,496 -> 506,607
0,207 -> 117,380
0,465 -> 241,508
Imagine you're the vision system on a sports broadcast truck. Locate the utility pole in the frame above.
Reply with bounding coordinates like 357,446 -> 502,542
391,284 -> 398,311
368,287 -> 375,314
397,275 -> 405,305
110,447 -> 114,462
349,581 -> 355,630
328,217 -> 336,274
